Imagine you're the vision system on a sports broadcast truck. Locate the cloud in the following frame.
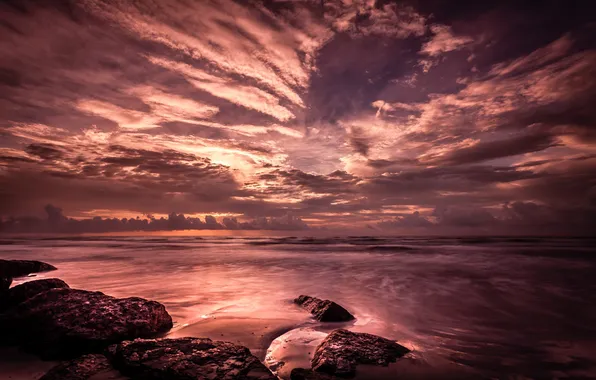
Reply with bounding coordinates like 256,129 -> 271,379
489,34 -> 574,77
431,132 -> 560,165
147,57 -> 297,122
0,205 -> 309,233
24,143 -> 64,160
420,25 -> 473,57
322,1 -> 426,38
348,126 -> 371,156
377,211 -> 434,229
0,0 -> 595,234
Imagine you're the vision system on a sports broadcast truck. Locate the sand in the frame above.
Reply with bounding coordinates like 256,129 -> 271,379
0,347 -> 57,380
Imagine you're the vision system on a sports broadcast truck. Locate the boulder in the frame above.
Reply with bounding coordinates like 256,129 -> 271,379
0,259 -> 56,278
110,337 -> 277,379
311,329 -> 409,377
1,277 -> 11,291
0,278 -> 69,312
39,354 -> 123,380
294,295 -> 354,322
0,288 -> 173,359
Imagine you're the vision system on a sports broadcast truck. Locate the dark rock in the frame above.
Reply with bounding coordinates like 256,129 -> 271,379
110,337 -> 276,379
0,288 -> 173,359
294,295 -> 355,322
0,278 -> 69,312
0,259 -> 56,278
311,329 -> 409,377
39,354 -> 122,380
291,368 -> 333,379
1,277 -> 11,291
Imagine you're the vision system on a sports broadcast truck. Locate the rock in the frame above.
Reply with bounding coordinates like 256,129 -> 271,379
110,337 -> 277,379
1,277 -> 11,291
39,354 -> 123,380
0,278 -> 69,312
0,288 -> 173,359
294,295 -> 354,322
0,259 -> 57,278
311,329 -> 409,377
290,368 -> 333,380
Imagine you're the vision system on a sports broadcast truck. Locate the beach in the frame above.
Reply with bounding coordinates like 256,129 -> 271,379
1,235 -> 595,379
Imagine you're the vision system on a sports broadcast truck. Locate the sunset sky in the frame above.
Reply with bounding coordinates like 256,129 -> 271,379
1,0 -> 595,234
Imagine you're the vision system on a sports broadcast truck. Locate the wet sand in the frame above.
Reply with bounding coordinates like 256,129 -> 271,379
167,315 -> 305,360
0,347 -> 57,380
264,327 -> 482,380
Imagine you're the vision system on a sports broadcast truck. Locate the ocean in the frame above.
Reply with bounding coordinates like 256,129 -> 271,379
1,235 -> 595,379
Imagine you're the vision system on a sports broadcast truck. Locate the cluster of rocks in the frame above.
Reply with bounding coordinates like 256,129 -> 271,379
291,295 -> 410,379
1,260 -> 411,379
40,338 -> 277,380
0,259 -> 276,379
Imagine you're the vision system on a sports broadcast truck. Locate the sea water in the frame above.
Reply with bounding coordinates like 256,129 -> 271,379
1,235 -> 595,379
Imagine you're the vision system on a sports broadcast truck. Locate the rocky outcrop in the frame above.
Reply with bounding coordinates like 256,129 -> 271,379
1,276 -> 11,291
0,278 -> 69,312
39,354 -> 121,380
0,288 -> 173,359
294,295 -> 354,322
310,329 -> 409,377
109,337 -> 277,379
0,259 -> 57,278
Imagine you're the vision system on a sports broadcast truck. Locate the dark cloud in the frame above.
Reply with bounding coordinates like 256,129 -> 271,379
0,204 -> 309,233
377,211 -> 434,229
375,202 -> 596,235
348,126 -> 371,156
306,33 -> 416,123
25,143 -> 64,160
435,132 -> 559,166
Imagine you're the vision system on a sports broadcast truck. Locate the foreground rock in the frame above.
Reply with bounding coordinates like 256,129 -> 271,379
40,354 -> 123,380
110,337 -> 277,379
1,276 -> 11,291
0,259 -> 56,278
294,295 -> 354,322
0,288 -> 173,359
0,278 -> 69,312
310,329 -> 409,377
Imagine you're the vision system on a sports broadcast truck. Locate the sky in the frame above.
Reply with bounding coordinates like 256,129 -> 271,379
0,0 -> 595,234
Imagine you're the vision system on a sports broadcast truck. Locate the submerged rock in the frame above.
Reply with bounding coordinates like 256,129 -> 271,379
110,337 -> 277,379
0,278 -> 69,312
1,277 -> 11,291
39,354 -> 123,380
311,329 -> 409,377
294,295 -> 354,322
0,259 -> 57,278
0,288 -> 173,359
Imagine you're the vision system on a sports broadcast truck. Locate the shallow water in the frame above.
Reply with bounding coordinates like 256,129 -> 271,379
1,235 -> 596,379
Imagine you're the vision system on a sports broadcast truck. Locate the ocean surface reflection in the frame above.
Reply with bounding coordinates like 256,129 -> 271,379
1,236 -> 595,378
